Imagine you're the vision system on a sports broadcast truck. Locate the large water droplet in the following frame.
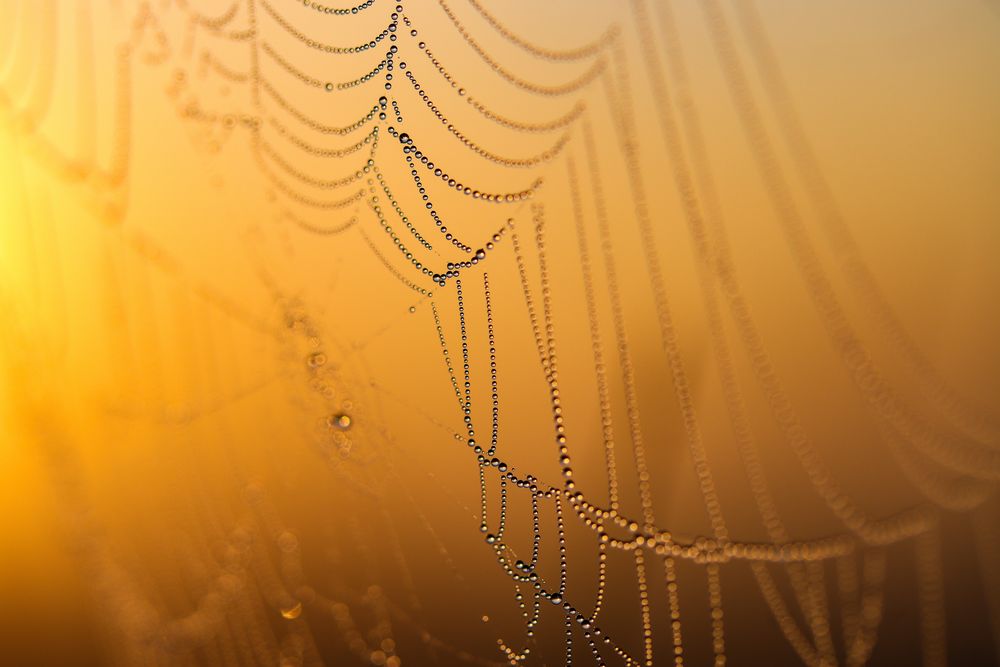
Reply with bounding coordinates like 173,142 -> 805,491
328,413 -> 353,430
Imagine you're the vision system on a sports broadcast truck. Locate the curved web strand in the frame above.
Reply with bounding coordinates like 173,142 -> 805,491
456,0 -> 614,62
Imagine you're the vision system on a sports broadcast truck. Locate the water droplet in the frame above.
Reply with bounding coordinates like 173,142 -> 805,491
280,602 -> 303,619
329,413 -> 353,430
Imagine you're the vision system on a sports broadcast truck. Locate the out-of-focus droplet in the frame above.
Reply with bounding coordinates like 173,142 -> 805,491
280,602 -> 303,620
328,413 -> 352,430
277,531 -> 299,553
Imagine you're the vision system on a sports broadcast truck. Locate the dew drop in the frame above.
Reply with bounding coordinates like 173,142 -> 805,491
280,602 -> 303,620
329,413 -> 353,430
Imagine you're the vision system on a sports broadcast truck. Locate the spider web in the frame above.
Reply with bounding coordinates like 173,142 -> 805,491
1,0 -> 999,665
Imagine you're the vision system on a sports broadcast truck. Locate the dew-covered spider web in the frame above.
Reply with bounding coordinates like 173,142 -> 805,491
1,0 -> 999,665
